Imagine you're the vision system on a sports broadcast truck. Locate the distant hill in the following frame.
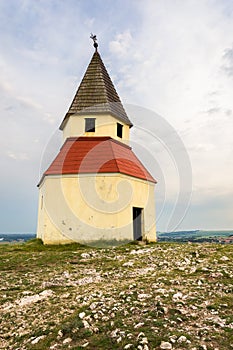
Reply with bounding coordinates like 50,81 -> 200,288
0,233 -> 36,243
157,230 -> 233,243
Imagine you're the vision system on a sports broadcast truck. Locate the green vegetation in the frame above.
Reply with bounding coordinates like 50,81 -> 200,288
0,240 -> 232,349
158,230 -> 233,243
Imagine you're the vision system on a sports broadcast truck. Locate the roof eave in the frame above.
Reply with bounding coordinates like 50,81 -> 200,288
59,111 -> 133,131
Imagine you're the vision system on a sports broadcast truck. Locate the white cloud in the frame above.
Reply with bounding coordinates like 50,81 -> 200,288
109,30 -> 133,57
6,151 -> 29,161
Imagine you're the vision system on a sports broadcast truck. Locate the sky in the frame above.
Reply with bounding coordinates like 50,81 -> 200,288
0,0 -> 233,233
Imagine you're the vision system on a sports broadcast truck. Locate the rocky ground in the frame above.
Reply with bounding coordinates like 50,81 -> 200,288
0,240 -> 232,350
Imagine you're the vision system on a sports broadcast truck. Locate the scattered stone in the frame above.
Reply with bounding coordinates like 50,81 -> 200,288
63,337 -> 72,344
31,335 -> 46,344
200,345 -> 207,350
57,330 -> 63,338
81,253 -> 91,259
169,335 -> 177,343
177,335 -> 187,343
160,341 -> 172,349
110,329 -> 119,338
89,302 -> 98,310
220,256 -> 229,261
1,242 -> 232,349
116,336 -> 122,343
123,261 -> 134,267
134,322 -> 145,329
137,332 -> 145,339
140,337 -> 148,344
82,320 -> 90,328
137,293 -> 151,299
172,292 -> 183,301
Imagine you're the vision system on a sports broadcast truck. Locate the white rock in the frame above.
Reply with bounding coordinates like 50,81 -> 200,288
63,337 -> 72,344
31,335 -> 45,344
137,293 -> 151,299
137,332 -> 145,338
110,329 -> 119,338
172,292 -> 183,300
102,316 -> 109,321
177,335 -> 187,343
79,312 -> 86,319
169,335 -> 177,343
123,261 -> 134,267
124,344 -> 133,349
160,341 -> 172,349
190,267 -> 197,273
49,344 -> 58,349
140,337 -> 148,344
81,253 -> 91,259
57,330 -> 63,338
82,320 -> 90,328
116,336 -> 122,343
134,322 -> 145,329
90,302 -> 98,310
200,345 -> 207,350
16,289 -> 54,308
220,256 -> 229,261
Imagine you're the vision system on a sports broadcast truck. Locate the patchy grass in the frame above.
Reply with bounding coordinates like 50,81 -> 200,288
0,240 -> 232,349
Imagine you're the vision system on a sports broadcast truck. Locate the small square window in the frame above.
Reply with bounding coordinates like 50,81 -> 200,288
85,118 -> 95,132
117,123 -> 123,138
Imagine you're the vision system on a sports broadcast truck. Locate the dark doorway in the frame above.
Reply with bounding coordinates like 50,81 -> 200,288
133,207 -> 142,241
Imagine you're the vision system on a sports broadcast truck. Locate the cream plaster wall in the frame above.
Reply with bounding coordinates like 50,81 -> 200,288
63,114 -> 130,144
37,173 -> 156,245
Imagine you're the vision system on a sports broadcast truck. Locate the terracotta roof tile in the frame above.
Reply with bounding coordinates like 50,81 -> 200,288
39,137 -> 156,185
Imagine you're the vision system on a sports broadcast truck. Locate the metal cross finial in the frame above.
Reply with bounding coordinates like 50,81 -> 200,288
90,33 -> 98,51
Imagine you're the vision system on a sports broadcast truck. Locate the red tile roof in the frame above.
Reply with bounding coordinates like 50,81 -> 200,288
39,137 -> 156,185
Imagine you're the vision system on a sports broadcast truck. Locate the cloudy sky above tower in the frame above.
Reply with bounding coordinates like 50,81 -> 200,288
0,0 -> 233,233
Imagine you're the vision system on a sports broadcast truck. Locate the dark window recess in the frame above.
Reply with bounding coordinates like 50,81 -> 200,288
117,123 -> 123,138
85,118 -> 95,132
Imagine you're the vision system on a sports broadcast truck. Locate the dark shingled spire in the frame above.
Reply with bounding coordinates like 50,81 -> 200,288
59,51 -> 133,130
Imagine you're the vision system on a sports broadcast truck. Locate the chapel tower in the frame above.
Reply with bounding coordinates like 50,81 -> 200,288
37,38 -> 157,245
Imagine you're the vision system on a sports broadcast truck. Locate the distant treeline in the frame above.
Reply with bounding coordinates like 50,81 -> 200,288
0,234 -> 36,242
157,230 -> 233,243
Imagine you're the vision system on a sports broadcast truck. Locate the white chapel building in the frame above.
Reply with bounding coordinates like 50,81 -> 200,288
36,40 -> 157,245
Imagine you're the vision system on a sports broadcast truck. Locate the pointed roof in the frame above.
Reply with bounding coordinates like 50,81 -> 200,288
59,51 -> 133,130
38,137 -> 156,186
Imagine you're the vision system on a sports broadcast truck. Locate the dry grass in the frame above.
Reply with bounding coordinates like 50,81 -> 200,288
0,239 -> 232,349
